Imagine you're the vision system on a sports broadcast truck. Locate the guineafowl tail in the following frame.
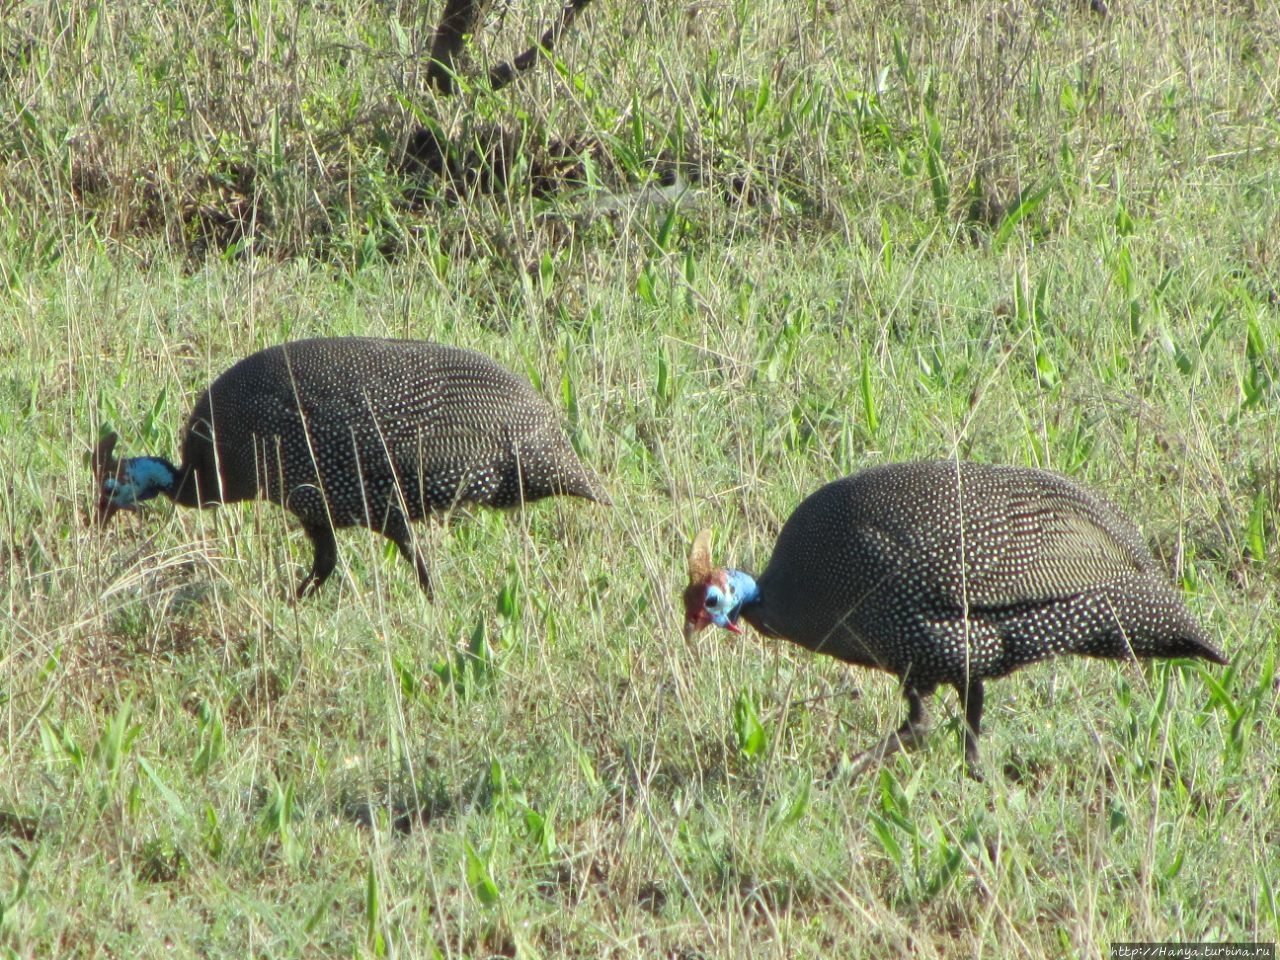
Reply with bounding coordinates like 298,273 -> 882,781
1132,624 -> 1229,665
563,467 -> 612,506
1079,576 -> 1227,665
507,436 -> 611,506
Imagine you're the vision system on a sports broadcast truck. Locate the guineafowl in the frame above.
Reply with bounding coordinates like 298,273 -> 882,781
94,337 -> 608,597
682,460 -> 1226,780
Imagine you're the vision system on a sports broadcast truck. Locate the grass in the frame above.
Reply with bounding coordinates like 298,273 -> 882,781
2,0 -> 1279,956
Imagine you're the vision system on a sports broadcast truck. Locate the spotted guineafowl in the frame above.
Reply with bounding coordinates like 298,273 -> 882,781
94,337 -> 608,597
682,460 -> 1226,780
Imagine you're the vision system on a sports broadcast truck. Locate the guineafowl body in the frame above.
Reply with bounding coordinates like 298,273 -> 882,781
95,337 -> 608,596
683,460 -> 1226,779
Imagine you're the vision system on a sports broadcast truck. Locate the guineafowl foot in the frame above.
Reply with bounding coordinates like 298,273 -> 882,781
840,721 -> 930,780
296,573 -> 331,599
836,688 -> 931,780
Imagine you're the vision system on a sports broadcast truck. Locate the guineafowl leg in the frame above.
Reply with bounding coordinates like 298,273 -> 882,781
885,686 -> 931,755
845,687 -> 932,778
959,680 -> 985,782
298,521 -> 338,598
383,514 -> 433,600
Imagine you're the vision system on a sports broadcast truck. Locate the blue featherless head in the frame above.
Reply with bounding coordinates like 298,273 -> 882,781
93,431 -> 178,523
682,529 -> 759,640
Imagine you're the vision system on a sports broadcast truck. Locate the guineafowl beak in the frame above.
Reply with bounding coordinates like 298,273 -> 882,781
682,592 -> 715,642
96,493 -> 124,524
682,591 -> 743,641
684,611 -> 741,641
707,608 -> 743,635
96,488 -> 137,527
97,470 -> 145,524
92,431 -> 126,526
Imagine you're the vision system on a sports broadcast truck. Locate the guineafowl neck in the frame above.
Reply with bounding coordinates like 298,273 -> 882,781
120,456 -> 181,501
725,569 -> 761,604
166,461 -> 212,508
725,569 -> 773,635
740,602 -> 782,638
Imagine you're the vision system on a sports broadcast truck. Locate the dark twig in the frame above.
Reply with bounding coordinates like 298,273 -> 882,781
426,0 -> 484,94
487,0 -> 593,92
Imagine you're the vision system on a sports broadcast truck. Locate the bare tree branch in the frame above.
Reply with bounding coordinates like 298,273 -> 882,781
426,0 -> 484,94
487,0 -> 593,92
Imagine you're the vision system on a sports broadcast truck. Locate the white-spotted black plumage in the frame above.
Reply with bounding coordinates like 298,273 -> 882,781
96,337 -> 608,597
684,461 -> 1226,779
